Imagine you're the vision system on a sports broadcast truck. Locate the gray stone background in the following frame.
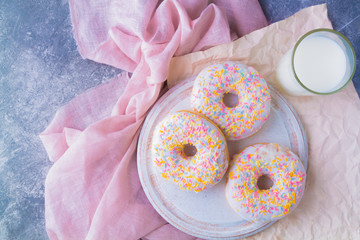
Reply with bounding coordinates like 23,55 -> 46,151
0,0 -> 359,239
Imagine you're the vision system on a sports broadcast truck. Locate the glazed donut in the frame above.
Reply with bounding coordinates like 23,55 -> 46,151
152,111 -> 229,192
225,143 -> 306,222
191,62 -> 271,140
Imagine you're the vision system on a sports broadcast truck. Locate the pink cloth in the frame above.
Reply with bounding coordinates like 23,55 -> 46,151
40,0 -> 267,239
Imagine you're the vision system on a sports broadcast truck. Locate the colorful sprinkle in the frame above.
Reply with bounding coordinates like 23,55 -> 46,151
152,111 -> 228,192
225,143 -> 306,222
191,62 -> 271,140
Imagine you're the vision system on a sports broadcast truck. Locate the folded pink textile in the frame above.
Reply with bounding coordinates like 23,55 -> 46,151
40,0 -> 267,239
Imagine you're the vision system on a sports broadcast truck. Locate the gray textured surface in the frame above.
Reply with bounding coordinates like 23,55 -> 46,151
0,0 -> 359,239
0,1 -> 121,239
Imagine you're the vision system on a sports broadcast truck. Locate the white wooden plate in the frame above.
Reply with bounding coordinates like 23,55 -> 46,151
137,77 -> 308,239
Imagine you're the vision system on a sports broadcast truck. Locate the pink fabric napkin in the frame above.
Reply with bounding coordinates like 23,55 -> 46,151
40,0 -> 267,239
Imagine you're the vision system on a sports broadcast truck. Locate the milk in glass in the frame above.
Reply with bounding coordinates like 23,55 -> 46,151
276,35 -> 347,95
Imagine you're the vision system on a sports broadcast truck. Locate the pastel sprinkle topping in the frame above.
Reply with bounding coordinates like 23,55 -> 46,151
152,111 -> 228,192
191,62 -> 271,140
225,143 -> 306,222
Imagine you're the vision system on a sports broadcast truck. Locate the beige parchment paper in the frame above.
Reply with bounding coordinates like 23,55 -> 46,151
168,4 -> 360,239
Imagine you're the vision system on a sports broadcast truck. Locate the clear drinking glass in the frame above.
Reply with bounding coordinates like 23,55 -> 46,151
276,28 -> 356,96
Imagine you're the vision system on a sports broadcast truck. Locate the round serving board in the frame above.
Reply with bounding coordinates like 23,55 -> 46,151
137,76 -> 308,239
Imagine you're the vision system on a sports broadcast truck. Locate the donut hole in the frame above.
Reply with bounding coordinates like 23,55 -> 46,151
257,175 -> 274,190
183,143 -> 197,157
222,91 -> 239,108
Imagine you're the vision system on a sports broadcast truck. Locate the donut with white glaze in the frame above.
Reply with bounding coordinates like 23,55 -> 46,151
225,143 -> 306,222
191,62 -> 271,140
152,111 -> 229,192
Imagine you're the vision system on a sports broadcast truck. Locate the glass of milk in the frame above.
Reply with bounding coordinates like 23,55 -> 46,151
276,28 -> 356,96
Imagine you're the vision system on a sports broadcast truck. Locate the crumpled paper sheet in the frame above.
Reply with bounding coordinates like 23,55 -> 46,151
168,4 -> 360,239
